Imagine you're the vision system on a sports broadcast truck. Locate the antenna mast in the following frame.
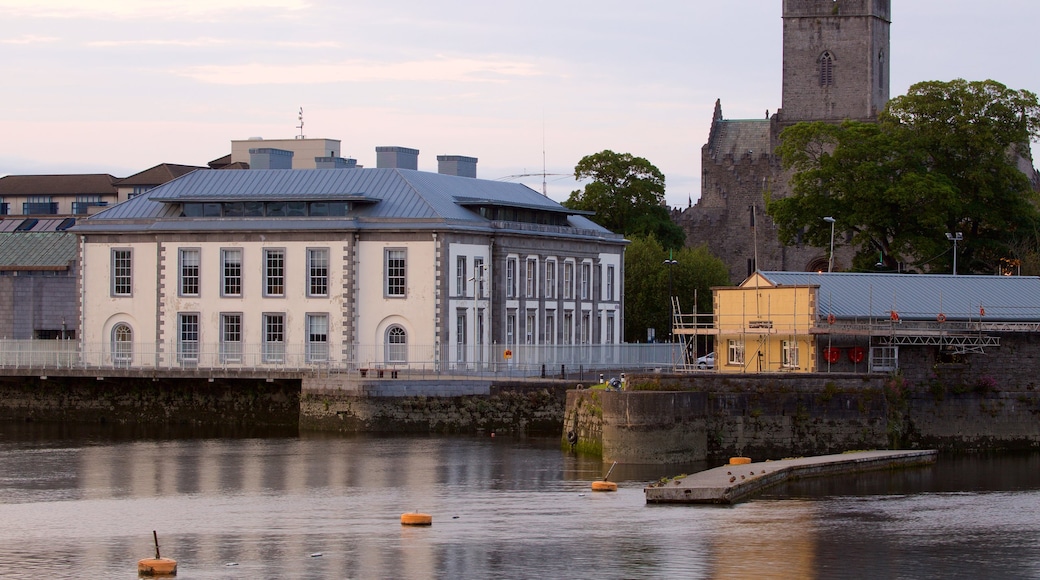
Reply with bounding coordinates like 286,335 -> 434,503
295,107 -> 305,139
541,118 -> 547,196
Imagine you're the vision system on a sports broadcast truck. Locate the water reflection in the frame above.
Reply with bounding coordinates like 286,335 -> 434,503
1,422 -> 1039,579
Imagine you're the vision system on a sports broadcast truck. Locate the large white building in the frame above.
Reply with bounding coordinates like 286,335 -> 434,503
74,165 -> 626,373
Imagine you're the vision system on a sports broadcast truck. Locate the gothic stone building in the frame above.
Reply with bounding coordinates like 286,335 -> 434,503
676,0 -> 891,283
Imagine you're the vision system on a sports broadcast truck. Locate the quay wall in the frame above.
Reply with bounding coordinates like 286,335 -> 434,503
0,376 -> 301,427
565,374 -> 1040,463
299,378 -> 572,435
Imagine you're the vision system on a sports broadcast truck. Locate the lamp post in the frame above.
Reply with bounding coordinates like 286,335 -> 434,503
823,216 -> 836,272
663,251 -> 677,342
945,232 -> 963,275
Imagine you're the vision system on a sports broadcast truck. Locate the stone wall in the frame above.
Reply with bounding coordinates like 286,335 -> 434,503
0,376 -> 300,426
566,373 -> 1040,464
299,381 -> 571,435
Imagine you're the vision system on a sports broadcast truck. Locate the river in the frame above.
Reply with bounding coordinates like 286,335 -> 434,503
1,422 -> 1038,579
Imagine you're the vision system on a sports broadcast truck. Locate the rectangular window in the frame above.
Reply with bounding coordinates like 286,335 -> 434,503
563,262 -> 574,300
221,313 -> 242,363
112,249 -> 132,296
545,260 -> 556,299
474,257 -> 485,297
782,340 -> 799,368
178,313 -> 199,363
606,265 -> 615,301
307,248 -> 329,297
386,249 -> 406,297
525,312 -> 536,344
581,263 -> 591,300
457,256 -> 467,297
506,258 -> 517,298
456,311 -> 467,362
525,258 -> 537,298
581,312 -> 591,344
728,339 -> 745,366
263,313 -> 285,363
264,249 -> 285,297
606,313 -> 615,344
179,248 -> 200,296
222,248 -> 242,297
563,311 -> 573,345
506,312 -> 516,348
306,314 -> 329,362
545,311 -> 555,345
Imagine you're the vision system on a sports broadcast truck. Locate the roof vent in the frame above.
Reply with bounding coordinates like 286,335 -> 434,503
437,155 -> 478,178
375,146 -> 419,170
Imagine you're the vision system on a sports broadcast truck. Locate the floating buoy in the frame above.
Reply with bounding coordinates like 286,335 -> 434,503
401,512 -> 433,526
138,531 -> 177,576
729,457 -> 752,465
591,480 -> 618,492
138,558 -> 177,576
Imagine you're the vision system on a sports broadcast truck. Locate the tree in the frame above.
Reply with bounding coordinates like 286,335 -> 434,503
769,79 -> 1040,273
623,235 -> 729,342
564,150 -> 685,250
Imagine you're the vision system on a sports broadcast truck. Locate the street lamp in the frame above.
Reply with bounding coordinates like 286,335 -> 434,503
823,216 -> 836,272
946,232 -> 963,275
663,251 -> 678,342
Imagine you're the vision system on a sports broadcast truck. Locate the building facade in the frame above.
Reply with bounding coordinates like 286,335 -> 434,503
74,167 -> 626,372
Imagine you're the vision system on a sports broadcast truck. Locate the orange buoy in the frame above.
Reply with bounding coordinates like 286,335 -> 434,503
138,557 -> 178,576
401,512 -> 433,526
139,531 -> 176,576
591,480 -> 618,492
729,457 -> 752,465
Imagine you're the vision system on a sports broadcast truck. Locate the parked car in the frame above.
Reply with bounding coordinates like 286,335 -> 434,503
696,352 -> 715,370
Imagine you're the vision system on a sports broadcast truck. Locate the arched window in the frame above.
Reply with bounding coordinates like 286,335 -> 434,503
819,51 -> 834,87
112,323 -> 132,365
386,325 -> 407,364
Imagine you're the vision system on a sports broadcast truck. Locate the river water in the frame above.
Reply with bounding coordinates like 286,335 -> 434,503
1,422 -> 1039,579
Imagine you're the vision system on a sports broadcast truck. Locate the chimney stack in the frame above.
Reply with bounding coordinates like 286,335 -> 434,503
437,155 -> 478,178
375,146 -> 419,170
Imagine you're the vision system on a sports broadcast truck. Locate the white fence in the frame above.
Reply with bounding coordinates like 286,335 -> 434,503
0,339 -> 683,377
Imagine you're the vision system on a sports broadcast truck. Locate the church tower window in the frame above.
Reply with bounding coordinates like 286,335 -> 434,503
819,51 -> 834,86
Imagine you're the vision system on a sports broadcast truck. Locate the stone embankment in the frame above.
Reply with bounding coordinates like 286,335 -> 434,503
565,373 -> 1040,463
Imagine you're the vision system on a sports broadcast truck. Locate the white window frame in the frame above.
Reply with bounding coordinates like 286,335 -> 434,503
525,258 -> 537,298
386,248 -> 406,298
112,323 -> 132,365
178,313 -> 199,364
112,248 -> 132,297
506,257 -> 517,299
545,260 -> 556,299
457,256 -> 467,298
386,325 -> 407,363
221,248 -> 242,297
307,248 -> 329,297
563,261 -> 574,300
264,248 -> 285,297
263,313 -> 285,363
306,313 -> 329,362
179,248 -> 200,297
728,339 -> 745,366
606,265 -> 615,301
781,340 -> 799,368
581,262 -> 591,300
220,313 -> 242,364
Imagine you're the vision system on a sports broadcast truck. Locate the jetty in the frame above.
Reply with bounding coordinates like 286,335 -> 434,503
644,449 -> 938,504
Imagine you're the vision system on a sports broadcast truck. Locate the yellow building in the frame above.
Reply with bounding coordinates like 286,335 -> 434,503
711,272 -> 817,373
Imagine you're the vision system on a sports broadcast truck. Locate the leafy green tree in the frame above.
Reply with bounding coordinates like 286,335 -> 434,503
769,79 -> 1040,273
564,150 -> 685,250
623,235 -> 728,342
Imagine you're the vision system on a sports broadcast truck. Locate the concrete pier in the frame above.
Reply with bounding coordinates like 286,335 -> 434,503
644,449 -> 938,504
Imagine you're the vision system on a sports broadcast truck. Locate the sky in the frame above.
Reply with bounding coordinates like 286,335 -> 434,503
2,0 -> 1039,208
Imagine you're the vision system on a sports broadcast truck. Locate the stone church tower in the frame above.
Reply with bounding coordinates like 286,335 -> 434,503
676,0 -> 891,283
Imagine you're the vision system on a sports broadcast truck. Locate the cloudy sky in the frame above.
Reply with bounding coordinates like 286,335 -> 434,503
2,0 -> 1038,207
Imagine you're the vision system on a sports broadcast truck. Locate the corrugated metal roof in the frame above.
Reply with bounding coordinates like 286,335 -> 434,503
755,271 -> 1040,321
76,168 -> 620,239
0,232 -> 77,269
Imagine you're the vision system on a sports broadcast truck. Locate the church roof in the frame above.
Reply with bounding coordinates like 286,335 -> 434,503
707,119 -> 772,162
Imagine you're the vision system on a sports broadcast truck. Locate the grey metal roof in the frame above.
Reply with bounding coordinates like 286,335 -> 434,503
756,271 -> 1040,322
0,232 -> 77,270
75,168 -> 621,240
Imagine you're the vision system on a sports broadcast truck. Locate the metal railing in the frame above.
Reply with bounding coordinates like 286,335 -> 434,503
0,339 -> 683,377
